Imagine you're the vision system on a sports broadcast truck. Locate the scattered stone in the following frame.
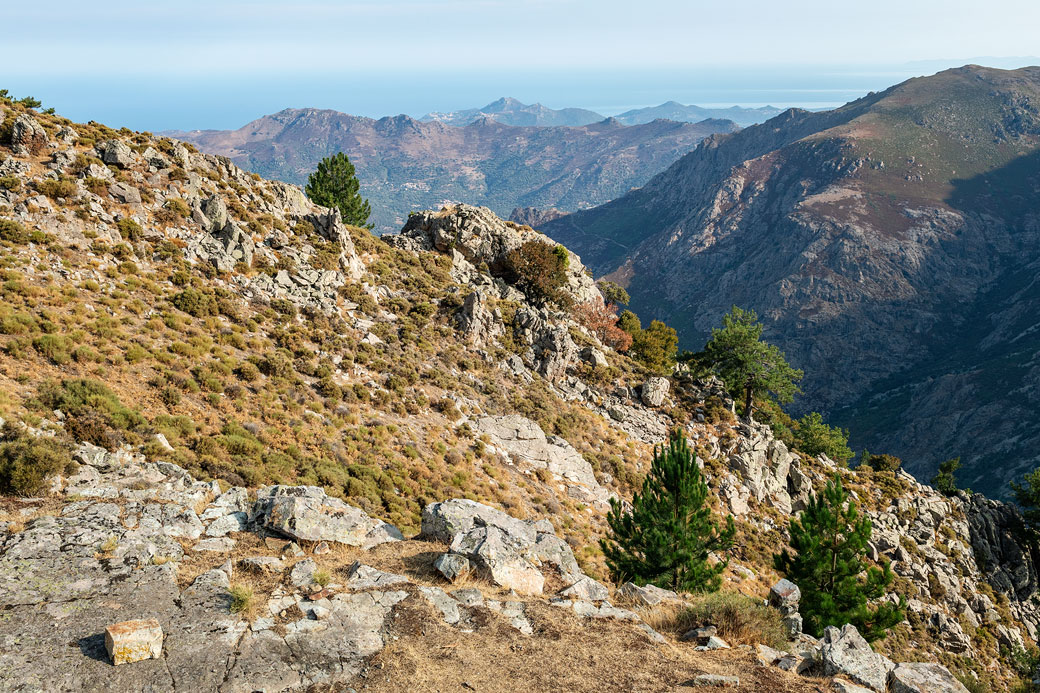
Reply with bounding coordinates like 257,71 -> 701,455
289,559 -> 317,587
695,636 -> 731,651
108,182 -> 142,204
241,556 -> 285,574
832,680 -> 877,693
313,541 -> 330,555
97,139 -> 136,168
433,552 -> 473,582
192,537 -> 236,552
104,619 -> 164,665
419,586 -> 464,625
344,562 -> 410,591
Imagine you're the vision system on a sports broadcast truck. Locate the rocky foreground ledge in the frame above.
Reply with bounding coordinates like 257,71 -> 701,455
0,438 -> 971,692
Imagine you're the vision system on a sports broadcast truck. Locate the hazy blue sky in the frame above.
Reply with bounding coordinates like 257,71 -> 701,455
4,0 -> 1039,130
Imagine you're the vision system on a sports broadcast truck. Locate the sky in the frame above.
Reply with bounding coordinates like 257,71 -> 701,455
3,0 -> 1039,130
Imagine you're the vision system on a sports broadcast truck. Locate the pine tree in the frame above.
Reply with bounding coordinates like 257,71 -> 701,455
696,306 -> 802,420
601,431 -> 735,592
931,457 -> 962,497
305,152 -> 373,229
774,474 -> 903,641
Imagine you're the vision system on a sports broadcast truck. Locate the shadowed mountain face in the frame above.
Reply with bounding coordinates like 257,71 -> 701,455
169,109 -> 737,233
420,97 -> 605,127
543,65 -> 1040,498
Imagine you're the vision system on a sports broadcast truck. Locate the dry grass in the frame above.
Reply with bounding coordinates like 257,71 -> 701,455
351,597 -> 825,693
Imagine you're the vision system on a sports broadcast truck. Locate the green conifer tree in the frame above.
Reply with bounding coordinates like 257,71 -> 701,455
601,431 -> 735,592
696,306 -> 802,420
305,152 -> 373,229
774,474 -> 903,641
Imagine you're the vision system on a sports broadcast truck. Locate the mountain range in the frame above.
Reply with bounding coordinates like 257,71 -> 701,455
613,101 -> 787,127
543,65 -> 1040,499
420,97 -> 787,128
168,109 -> 737,233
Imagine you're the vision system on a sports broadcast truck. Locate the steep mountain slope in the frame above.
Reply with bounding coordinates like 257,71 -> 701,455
4,96 -> 1040,690
615,101 -> 786,127
169,109 -> 736,233
543,65 -> 1040,498
421,96 -> 605,127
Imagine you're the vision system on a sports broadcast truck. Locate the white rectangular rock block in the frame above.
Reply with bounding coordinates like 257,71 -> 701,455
105,619 -> 163,665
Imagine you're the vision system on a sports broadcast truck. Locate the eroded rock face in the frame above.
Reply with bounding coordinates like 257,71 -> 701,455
471,415 -> 608,504
253,485 -> 403,548
10,114 -> 48,156
455,288 -> 503,348
390,204 -> 600,306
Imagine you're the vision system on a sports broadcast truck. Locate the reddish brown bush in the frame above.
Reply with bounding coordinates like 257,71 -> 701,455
573,300 -> 633,352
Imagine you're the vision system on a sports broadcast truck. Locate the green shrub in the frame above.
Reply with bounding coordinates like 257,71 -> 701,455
676,591 -> 787,649
116,218 -> 143,242
37,177 -> 78,201
0,429 -> 76,495
32,334 -> 72,364
860,451 -> 903,473
0,176 -> 21,192
0,219 -> 30,244
502,240 -> 572,307
36,378 -> 146,447
171,288 -> 217,317
228,584 -> 253,614
84,177 -> 108,195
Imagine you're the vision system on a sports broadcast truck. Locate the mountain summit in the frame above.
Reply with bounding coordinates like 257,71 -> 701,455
420,97 -> 605,127
544,65 -> 1040,498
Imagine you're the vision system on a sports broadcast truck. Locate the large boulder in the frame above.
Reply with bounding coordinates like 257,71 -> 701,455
253,485 -> 403,549
10,114 -> 48,156
97,139 -> 136,168
640,376 -> 670,407
819,624 -> 895,692
421,499 -> 583,595
889,663 -> 970,693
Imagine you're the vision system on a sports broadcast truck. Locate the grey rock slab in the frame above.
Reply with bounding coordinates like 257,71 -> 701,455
254,485 -> 403,548
618,581 -> 680,607
820,624 -> 895,692
560,575 -> 609,602
343,561 -> 410,591
689,674 -> 739,687
888,663 -> 970,693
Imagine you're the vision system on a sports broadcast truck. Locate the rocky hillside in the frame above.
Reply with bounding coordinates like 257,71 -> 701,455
420,97 -> 605,127
1,97 -> 1039,691
167,109 -> 737,234
543,65 -> 1040,499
